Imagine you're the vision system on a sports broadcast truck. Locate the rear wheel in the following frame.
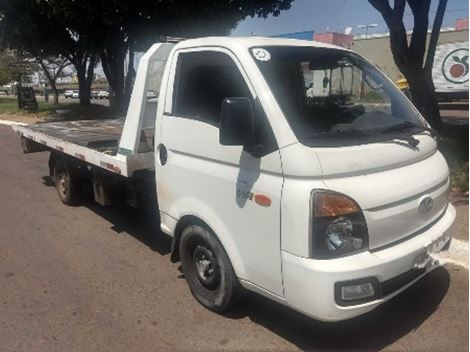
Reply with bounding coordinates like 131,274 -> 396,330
53,161 -> 80,205
179,225 -> 243,312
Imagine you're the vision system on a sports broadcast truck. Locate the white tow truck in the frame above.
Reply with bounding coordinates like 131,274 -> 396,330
13,37 -> 455,322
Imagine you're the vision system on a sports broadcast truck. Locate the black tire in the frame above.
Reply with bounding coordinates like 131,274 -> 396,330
180,225 -> 243,312
53,162 -> 80,205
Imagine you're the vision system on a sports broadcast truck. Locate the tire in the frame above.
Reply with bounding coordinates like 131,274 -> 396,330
180,225 -> 243,312
53,162 -> 80,205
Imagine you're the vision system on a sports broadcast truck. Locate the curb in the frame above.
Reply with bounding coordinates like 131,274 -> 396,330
0,119 -> 27,126
438,238 -> 468,269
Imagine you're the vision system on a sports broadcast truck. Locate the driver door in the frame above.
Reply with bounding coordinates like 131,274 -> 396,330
156,48 -> 284,296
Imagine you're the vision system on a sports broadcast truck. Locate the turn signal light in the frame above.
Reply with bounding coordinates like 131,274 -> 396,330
313,192 -> 359,217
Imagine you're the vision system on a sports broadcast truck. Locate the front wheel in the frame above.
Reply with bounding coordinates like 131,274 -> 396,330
179,225 -> 243,312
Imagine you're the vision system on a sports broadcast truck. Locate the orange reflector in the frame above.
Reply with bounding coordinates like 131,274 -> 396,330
314,192 -> 359,217
255,194 -> 272,207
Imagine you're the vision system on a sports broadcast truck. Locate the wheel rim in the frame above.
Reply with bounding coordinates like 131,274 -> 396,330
57,172 -> 67,195
192,245 -> 220,289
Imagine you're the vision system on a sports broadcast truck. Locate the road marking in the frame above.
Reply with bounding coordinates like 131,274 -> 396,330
438,238 -> 468,269
0,119 -> 27,126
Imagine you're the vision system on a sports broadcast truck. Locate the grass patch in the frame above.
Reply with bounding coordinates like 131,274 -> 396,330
0,96 -> 117,121
439,133 -> 469,194
0,96 -> 75,117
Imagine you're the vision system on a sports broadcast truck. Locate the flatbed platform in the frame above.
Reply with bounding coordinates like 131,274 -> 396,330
12,120 -> 155,178
24,119 -> 124,155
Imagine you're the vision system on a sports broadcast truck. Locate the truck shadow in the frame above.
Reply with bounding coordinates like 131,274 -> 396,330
40,175 -> 451,350
226,267 -> 450,351
84,201 -> 172,256
43,176 -> 172,256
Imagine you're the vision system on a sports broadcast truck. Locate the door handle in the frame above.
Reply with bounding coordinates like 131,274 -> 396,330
158,144 -> 167,165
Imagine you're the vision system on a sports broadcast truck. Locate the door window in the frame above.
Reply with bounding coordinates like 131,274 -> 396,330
171,50 -> 277,155
172,51 -> 251,126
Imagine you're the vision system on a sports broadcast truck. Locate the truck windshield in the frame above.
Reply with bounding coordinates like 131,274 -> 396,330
251,46 -> 426,146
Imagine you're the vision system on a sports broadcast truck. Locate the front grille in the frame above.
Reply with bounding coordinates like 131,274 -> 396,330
381,268 -> 426,297
370,207 -> 447,253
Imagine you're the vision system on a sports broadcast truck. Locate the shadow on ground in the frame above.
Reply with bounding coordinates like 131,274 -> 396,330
226,267 -> 449,351
41,175 -> 451,351
41,175 -> 172,256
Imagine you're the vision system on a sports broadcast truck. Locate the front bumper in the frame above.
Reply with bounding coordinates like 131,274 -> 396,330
282,204 -> 456,322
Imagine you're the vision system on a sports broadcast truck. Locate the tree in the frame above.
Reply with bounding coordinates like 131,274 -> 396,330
0,49 -> 37,86
46,0 -> 294,113
0,50 -> 17,86
1,0 -> 293,111
0,0 -> 97,105
368,0 -> 447,129
37,57 -> 71,105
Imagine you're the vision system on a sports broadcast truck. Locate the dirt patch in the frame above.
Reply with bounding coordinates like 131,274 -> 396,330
448,203 -> 469,241
0,113 -> 41,124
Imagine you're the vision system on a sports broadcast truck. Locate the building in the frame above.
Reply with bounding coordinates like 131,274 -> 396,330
456,18 -> 469,30
270,30 -> 314,41
314,32 -> 353,49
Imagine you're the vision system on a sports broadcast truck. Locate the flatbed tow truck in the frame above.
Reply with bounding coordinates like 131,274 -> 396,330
12,37 -> 454,322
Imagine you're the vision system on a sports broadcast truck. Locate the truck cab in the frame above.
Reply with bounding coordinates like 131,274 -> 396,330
153,37 -> 454,321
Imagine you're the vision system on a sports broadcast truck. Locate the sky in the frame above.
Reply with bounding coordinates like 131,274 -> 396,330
232,0 -> 469,37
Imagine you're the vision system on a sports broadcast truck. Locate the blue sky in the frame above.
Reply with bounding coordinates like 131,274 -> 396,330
232,0 -> 469,37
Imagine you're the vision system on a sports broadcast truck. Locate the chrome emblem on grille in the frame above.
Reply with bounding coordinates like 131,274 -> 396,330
418,196 -> 434,214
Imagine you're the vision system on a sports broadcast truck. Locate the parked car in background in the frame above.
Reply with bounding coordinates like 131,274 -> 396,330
72,90 -> 79,99
91,90 -> 99,99
98,90 -> 110,99
64,90 -> 74,99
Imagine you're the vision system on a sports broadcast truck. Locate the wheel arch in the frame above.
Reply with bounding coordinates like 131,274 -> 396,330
170,213 -> 245,280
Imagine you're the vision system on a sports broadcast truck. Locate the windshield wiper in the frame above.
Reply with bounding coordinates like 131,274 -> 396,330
377,121 -> 439,149
379,121 -> 438,138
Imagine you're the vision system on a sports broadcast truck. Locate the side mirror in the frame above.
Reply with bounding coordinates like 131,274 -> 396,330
219,97 -> 255,147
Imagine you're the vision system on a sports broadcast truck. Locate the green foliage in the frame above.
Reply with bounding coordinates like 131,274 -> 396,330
439,135 -> 469,193
0,51 -> 16,86
450,162 -> 469,193
0,96 -> 66,115
0,96 -> 117,120
0,0 -> 294,109
0,50 -> 37,86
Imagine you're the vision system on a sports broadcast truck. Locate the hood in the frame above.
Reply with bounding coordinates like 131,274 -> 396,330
280,134 -> 450,250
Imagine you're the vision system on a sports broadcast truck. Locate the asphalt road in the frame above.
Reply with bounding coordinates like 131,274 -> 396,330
0,125 -> 468,352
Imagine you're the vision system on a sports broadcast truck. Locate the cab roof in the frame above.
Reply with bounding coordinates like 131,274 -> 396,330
175,36 -> 349,52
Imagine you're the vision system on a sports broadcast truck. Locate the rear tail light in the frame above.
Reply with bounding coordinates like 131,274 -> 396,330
310,191 -> 369,259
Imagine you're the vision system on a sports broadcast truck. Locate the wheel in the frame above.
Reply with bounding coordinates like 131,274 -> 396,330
53,162 -> 80,205
179,225 -> 243,312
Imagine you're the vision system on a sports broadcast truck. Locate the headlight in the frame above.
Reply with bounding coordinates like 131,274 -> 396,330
310,191 -> 369,259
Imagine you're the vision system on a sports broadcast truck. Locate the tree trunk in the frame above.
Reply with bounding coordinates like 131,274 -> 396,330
407,69 -> 442,130
37,58 -> 61,105
50,81 -> 59,105
76,67 -> 90,105
101,56 -> 125,113
368,0 -> 446,131
100,45 -> 129,114
73,55 -> 96,106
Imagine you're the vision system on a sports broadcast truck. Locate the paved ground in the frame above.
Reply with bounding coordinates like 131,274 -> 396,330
0,125 -> 468,352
